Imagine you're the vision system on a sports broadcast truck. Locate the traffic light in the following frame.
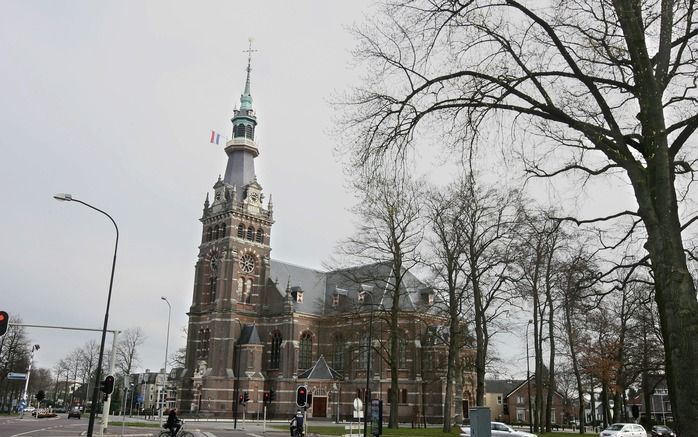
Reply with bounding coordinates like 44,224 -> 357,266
0,311 -> 8,336
100,375 -> 114,395
296,385 -> 308,407
631,404 -> 640,419
238,394 -> 244,404
263,391 -> 270,405
269,388 -> 275,402
243,391 -> 249,403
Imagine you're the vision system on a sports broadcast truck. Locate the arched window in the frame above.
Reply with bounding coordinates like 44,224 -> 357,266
256,228 -> 265,244
235,124 -> 245,138
245,279 -> 252,303
245,124 -> 254,139
333,335 -> 345,371
206,227 -> 213,241
358,333 -> 369,369
299,332 -> 313,369
246,226 -> 254,240
237,223 -> 245,238
214,225 -> 220,240
220,223 -> 226,238
270,331 -> 282,369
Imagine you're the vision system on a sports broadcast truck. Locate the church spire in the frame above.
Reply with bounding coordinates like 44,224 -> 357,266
240,38 -> 257,111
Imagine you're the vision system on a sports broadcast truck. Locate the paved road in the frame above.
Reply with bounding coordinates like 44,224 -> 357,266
0,415 -> 296,437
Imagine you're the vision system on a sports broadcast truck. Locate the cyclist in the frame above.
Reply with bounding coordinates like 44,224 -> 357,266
290,409 -> 304,437
165,408 -> 182,436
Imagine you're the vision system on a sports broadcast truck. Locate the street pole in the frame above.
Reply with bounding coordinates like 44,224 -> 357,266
101,330 -> 119,433
53,193 -> 119,437
364,304 -> 374,437
160,297 -> 171,426
233,319 -> 243,429
526,320 -> 533,433
21,345 -> 40,415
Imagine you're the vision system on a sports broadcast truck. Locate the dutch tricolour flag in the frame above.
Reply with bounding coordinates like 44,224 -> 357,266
210,130 -> 221,145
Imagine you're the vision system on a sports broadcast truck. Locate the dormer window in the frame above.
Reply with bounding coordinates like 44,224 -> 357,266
291,286 -> 304,303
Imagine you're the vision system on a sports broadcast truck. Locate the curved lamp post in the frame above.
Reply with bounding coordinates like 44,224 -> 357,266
160,296 -> 172,424
526,319 -> 533,433
54,193 -> 119,437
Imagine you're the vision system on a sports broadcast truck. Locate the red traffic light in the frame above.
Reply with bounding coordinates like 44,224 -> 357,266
0,311 -> 8,336
296,385 -> 308,407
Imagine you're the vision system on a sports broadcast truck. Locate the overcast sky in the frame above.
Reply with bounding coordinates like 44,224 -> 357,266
0,1 -> 381,376
1,1 -> 640,381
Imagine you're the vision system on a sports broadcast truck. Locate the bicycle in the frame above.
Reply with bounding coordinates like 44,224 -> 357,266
158,420 -> 194,437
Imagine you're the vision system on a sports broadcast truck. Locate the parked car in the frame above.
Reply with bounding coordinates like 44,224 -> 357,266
460,421 -> 537,437
600,423 -> 647,437
23,406 -> 36,414
68,407 -> 81,419
651,426 -> 676,437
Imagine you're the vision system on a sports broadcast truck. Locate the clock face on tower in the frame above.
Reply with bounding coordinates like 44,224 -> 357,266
240,254 -> 255,273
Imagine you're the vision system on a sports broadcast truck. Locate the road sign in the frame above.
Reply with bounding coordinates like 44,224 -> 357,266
7,372 -> 27,381
136,394 -> 144,403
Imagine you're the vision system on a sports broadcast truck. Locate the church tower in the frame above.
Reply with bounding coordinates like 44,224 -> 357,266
179,47 -> 274,416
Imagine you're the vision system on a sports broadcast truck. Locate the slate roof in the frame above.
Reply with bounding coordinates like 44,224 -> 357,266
485,379 -> 525,396
269,259 -> 437,317
297,355 -> 342,380
239,324 -> 261,345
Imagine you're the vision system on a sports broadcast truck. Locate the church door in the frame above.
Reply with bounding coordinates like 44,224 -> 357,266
313,396 -> 327,417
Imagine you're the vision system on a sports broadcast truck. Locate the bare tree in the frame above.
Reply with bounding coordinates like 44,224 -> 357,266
333,168 -> 423,428
116,328 -> 146,377
0,315 -> 29,412
344,1 -> 698,433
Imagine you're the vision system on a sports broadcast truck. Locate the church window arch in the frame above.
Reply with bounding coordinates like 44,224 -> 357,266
270,331 -> 282,369
214,225 -> 220,240
245,124 -> 254,139
206,227 -> 213,241
237,223 -> 245,238
333,334 -> 345,371
235,124 -> 246,138
220,223 -> 226,238
244,278 -> 252,303
299,332 -> 313,370
247,226 -> 254,240
256,228 -> 265,244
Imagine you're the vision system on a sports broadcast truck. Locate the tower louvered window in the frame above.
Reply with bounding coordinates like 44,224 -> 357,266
206,228 -> 213,241
235,124 -> 245,138
220,223 -> 226,238
299,332 -> 313,370
256,228 -> 265,243
247,227 -> 254,240
209,276 -> 217,303
270,331 -> 282,369
237,224 -> 245,238
245,124 -> 254,139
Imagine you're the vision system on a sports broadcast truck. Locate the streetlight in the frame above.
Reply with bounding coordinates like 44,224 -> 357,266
525,320 -> 533,433
160,296 -> 172,425
54,193 -> 119,437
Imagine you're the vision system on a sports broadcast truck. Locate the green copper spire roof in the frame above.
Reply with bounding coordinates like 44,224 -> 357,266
240,39 -> 257,111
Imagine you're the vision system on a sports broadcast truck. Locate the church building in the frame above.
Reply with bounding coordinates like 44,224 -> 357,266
177,53 -> 476,423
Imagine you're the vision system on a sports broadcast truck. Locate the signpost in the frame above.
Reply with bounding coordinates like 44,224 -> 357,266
7,373 -> 27,381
